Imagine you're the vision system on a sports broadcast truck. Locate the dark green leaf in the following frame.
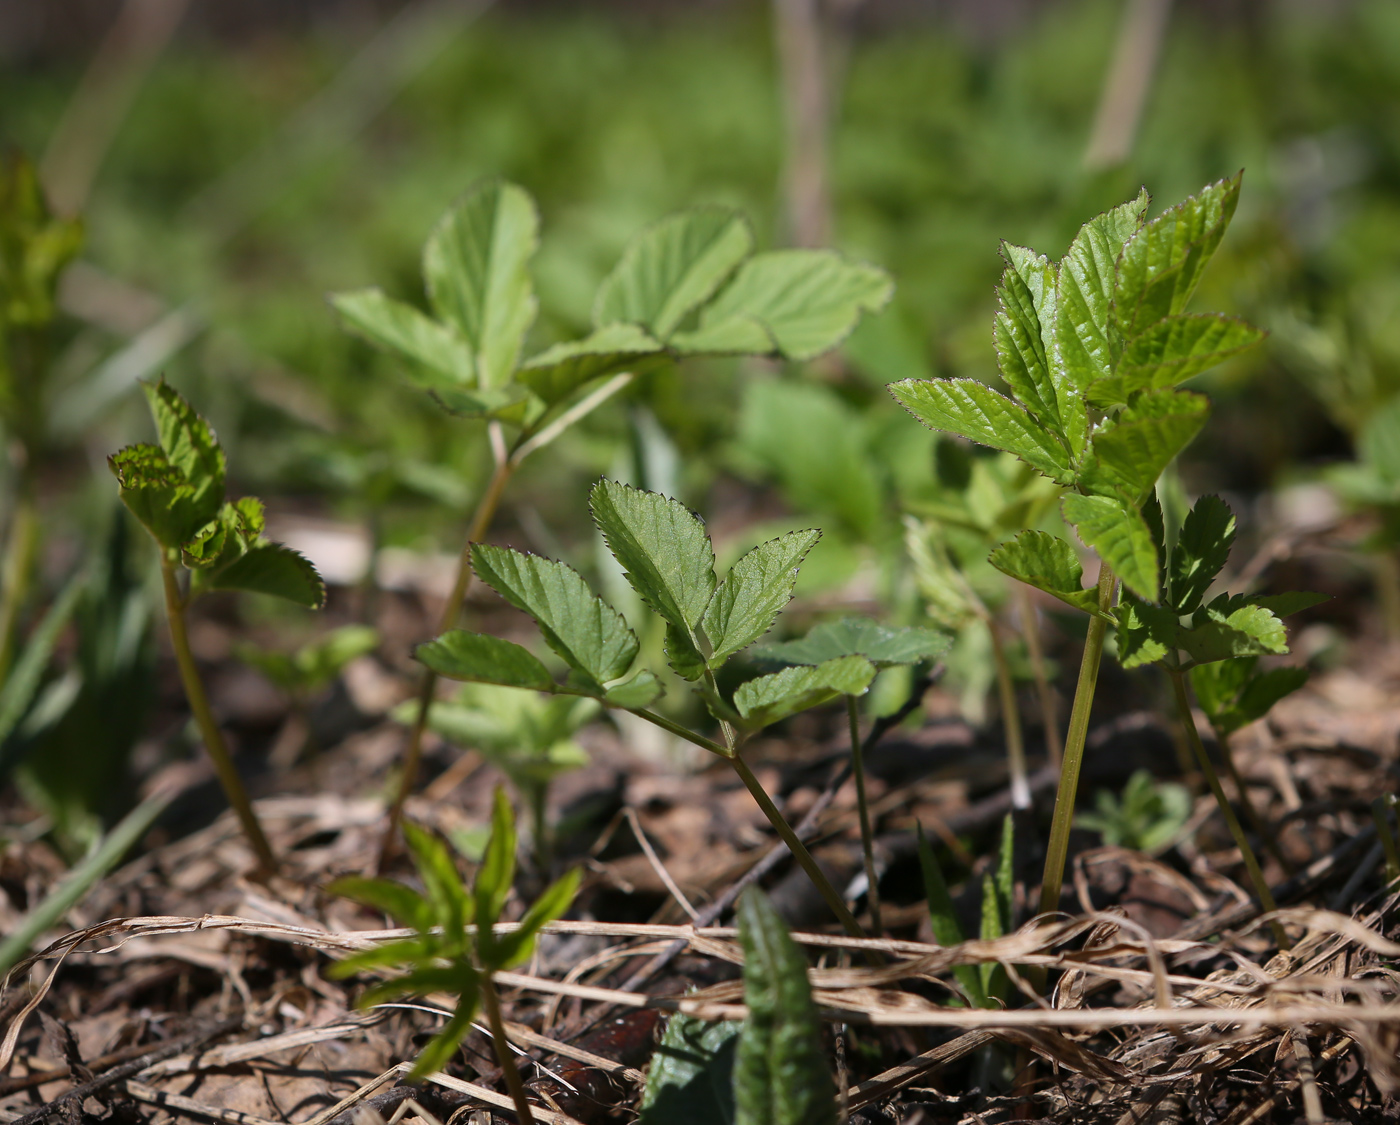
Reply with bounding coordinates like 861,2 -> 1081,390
1089,314 -> 1264,407
405,821 -> 471,939
916,824 -> 985,1008
1246,591 -> 1330,618
1232,665 -> 1310,729
518,323 -> 667,406
326,937 -> 438,980
1061,492 -> 1159,600
1169,495 -> 1235,613
143,380 -> 225,497
1078,389 -> 1210,505
1360,395 -> 1400,485
733,655 -> 876,729
733,888 -> 837,1125
889,378 -> 1075,484
638,1012 -> 740,1125
0,565 -> 86,746
471,544 -> 639,690
473,787 -> 517,938
329,288 -> 476,384
326,876 -> 433,931
204,544 -> 326,608
755,618 -> 950,668
409,982 -> 481,1078
417,631 -> 559,693
702,530 -> 820,669
1115,592 -> 1177,669
988,531 -> 1106,617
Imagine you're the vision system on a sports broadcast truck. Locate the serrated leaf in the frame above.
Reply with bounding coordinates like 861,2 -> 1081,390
675,250 -> 892,360
589,481 -> 714,676
1053,190 -> 1151,392
733,655 -> 875,729
518,323 -> 666,406
594,207 -> 754,340
1191,658 -> 1308,737
638,1012 -> 740,1125
1246,591 -> 1330,618
755,617 -> 950,668
204,543 -> 326,608
915,824 -> 985,1008
1061,492 -> 1159,600
733,888 -> 837,1125
1089,314 -> 1264,407
1115,174 -> 1241,337
416,631 -> 559,693
988,530 -> 1107,617
109,444 -> 213,550
1169,495 -> 1235,613
603,670 -> 664,709
471,544 -> 638,690
1079,389 -> 1210,505
423,180 -> 539,389
329,288 -> 475,384
143,380 -> 225,496
1178,600 -> 1288,665
702,530 -> 820,669
1115,592 -> 1177,669
994,245 -> 1059,425
890,378 -> 1074,484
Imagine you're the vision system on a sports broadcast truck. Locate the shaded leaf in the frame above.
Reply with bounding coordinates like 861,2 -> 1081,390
409,984 -> 481,1078
733,655 -> 876,729
325,876 -> 433,931
603,669 -> 665,709
488,867 -> 580,970
416,631 -> 559,693
1115,593 -> 1177,670
702,530 -> 820,669
1061,492 -> 1159,600
1168,495 -> 1235,613
755,617 -> 950,668
1191,658 -> 1308,737
916,824 -> 985,1008
518,323 -> 667,406
473,787 -> 516,937
203,544 -> 326,608
404,821 -> 471,939
638,1013 -> 739,1125
988,531 -> 1106,617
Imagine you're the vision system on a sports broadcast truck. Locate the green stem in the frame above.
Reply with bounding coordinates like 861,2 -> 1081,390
847,695 -> 882,933
986,618 -> 1030,811
1038,563 -> 1116,917
0,484 -> 39,682
159,557 -> 277,877
1215,726 -> 1291,875
1168,666 -> 1289,950
1016,584 -> 1062,769
481,973 -> 536,1125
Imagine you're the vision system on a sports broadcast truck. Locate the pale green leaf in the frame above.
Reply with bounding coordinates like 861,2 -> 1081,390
594,207 -> 753,339
675,250 -> 893,360
889,378 -> 1075,484
755,617 -> 950,668
1090,314 -> 1264,407
423,180 -> 539,388
1079,389 -> 1210,505
489,867 -> 580,969
143,380 -> 225,496
416,631 -> 559,693
518,323 -> 666,406
1115,174 -> 1241,336
1061,492 -> 1160,600
988,530 -> 1107,617
603,669 -> 664,709
473,787 -> 516,936
326,876 -> 433,931
1177,601 -> 1288,665
329,288 -> 475,384
404,821 -> 471,937
993,245 -> 1059,426
1168,494 -> 1235,613
702,530 -> 820,669
733,655 -> 876,729
204,544 -> 326,608
1360,395 -> 1400,485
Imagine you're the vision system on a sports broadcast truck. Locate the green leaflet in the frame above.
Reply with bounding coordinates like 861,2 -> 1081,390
755,617 -> 950,668
143,380 -> 225,496
1078,389 -> 1210,506
733,888 -> 837,1125
108,443 -> 213,552
915,824 -> 986,1008
589,480 -> 715,676
518,323 -> 667,406
1177,600 -> 1288,665
977,815 -> 1015,999
1054,188 -> 1151,392
1114,174 -> 1242,337
417,631 -> 559,694
470,544 -> 639,690
238,625 -> 379,696
733,655 -> 875,729
1061,492 -> 1159,600
674,249 -> 893,360
203,544 -> 325,608
423,180 -> 539,389
329,289 -> 476,385
603,669 -> 665,709
702,530 -> 821,669
638,1014 -> 740,1125
988,530 -> 1107,618
1115,593 -> 1177,670
1168,495 -> 1235,613
594,207 -> 754,340
890,377 -> 1075,484
1191,659 -> 1308,737
1360,394 -> 1400,485
994,245 -> 1060,428
1090,314 -> 1265,407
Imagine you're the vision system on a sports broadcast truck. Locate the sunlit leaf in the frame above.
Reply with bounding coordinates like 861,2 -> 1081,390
1078,389 -> 1210,505
989,530 -> 1107,618
702,530 -> 820,669
416,631 -> 559,694
518,323 -> 667,406
1090,314 -> 1264,407
733,655 -> 876,729
755,617 -> 950,668
203,544 -> 326,608
1061,492 -> 1159,600
330,288 -> 475,384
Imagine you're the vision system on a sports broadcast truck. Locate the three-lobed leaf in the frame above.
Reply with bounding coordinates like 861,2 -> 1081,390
1090,314 -> 1265,407
330,288 -> 476,385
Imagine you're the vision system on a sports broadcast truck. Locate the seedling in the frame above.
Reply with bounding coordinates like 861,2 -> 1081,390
110,381 -> 326,875
332,180 -> 891,862
756,618 -> 950,931
1077,770 -> 1191,854
403,683 -> 595,865
328,787 -> 579,1124
420,480 -> 882,939
891,176 -> 1266,915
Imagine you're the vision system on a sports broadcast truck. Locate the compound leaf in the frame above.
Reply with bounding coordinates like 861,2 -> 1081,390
1115,174 -> 1241,337
330,288 -> 475,385
518,323 -> 666,406
1168,494 -> 1235,613
756,618 -> 950,668
733,888 -> 837,1125
417,631 -> 559,694
471,544 -> 638,691
676,250 -> 893,360
1177,600 -> 1288,665
1115,593 -> 1177,669
1090,314 -> 1264,407
205,544 -> 326,608
1061,492 -> 1160,600
890,378 -> 1075,484
702,530 -> 821,669
594,207 -> 753,340
1079,389 -> 1210,505
733,655 -> 875,730
423,180 -> 539,389
989,530 -> 1107,617
589,481 -> 715,676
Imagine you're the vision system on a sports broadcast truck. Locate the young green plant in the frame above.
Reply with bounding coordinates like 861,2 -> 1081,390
890,175 -> 1265,914
109,381 -> 326,875
756,618 -> 950,932
331,180 -> 891,863
1076,770 -> 1191,854
419,480 -> 882,939
328,787 -> 579,1125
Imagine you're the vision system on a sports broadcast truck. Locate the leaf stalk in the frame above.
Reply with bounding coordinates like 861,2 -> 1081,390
480,974 -> 537,1125
847,694 -> 883,933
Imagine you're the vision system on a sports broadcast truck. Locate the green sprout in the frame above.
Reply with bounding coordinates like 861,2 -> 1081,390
1077,770 -> 1192,854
